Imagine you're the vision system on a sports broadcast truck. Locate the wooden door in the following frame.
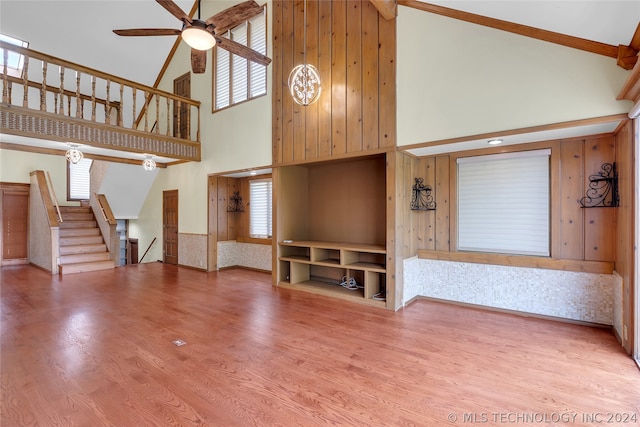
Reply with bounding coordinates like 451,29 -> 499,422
1,184 -> 29,266
163,190 -> 178,265
173,72 -> 190,139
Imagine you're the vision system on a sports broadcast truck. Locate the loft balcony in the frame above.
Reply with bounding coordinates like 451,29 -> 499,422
0,41 -> 201,166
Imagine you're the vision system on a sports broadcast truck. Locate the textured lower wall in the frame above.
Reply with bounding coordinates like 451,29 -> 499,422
178,233 -> 207,270
404,257 -> 619,325
217,241 -> 271,271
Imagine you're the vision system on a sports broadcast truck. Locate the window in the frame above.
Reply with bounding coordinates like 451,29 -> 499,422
213,7 -> 267,111
249,178 -> 272,238
457,149 -> 550,256
68,158 -> 92,201
0,33 -> 28,77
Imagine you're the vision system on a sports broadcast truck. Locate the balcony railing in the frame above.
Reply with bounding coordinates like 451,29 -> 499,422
0,41 -> 201,162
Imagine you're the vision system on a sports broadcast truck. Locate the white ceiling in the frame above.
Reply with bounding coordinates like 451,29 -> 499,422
0,0 -> 639,162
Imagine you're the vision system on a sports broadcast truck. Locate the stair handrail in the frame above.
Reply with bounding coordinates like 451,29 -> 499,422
95,193 -> 116,225
45,171 -> 63,223
31,170 -> 60,227
139,237 -> 157,263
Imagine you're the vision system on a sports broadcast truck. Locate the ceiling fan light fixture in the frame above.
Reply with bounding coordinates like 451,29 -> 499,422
65,143 -> 83,164
142,154 -> 157,172
181,20 -> 216,51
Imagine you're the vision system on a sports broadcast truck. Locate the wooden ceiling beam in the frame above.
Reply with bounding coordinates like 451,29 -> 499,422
399,0 -> 620,59
369,0 -> 396,20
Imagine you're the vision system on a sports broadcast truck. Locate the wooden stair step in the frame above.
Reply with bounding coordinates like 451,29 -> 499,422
59,220 -> 97,229
60,228 -> 100,237
59,252 -> 110,264
60,235 -> 104,246
59,243 -> 107,256
61,213 -> 94,221
58,260 -> 115,275
58,206 -> 91,213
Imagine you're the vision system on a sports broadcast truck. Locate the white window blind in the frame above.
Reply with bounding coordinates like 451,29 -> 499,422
214,7 -> 267,110
249,179 -> 272,238
69,158 -> 92,201
457,150 -> 550,256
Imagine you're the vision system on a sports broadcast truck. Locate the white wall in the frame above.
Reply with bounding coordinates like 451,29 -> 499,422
0,149 -> 77,207
396,6 -> 632,146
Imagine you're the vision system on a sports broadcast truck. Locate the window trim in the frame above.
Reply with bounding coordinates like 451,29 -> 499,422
448,141 -> 560,258
248,176 -> 272,240
212,5 -> 268,113
456,149 -> 551,257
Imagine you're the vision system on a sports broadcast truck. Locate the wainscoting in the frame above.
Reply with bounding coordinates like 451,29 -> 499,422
217,240 -> 271,271
404,257 -> 621,328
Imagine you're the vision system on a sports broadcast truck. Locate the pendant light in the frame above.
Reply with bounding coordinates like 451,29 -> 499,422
65,143 -> 83,164
288,0 -> 321,106
142,154 -> 156,171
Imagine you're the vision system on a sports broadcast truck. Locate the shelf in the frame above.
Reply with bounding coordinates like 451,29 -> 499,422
278,240 -> 387,308
278,279 -> 385,308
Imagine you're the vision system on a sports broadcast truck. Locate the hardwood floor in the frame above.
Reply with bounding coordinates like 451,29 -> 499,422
1,263 -> 638,426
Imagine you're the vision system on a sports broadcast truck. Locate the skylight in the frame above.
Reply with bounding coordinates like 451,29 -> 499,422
0,33 -> 29,75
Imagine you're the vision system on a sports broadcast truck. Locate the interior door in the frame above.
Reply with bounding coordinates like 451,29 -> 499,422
1,185 -> 29,266
163,190 -> 178,265
173,72 -> 190,140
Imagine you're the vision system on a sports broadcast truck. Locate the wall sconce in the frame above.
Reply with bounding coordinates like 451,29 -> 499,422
142,154 -> 156,172
580,162 -> 619,208
65,143 -> 83,164
227,191 -> 245,212
410,177 -> 436,211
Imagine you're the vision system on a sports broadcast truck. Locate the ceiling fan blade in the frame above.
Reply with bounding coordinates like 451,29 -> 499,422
156,0 -> 192,24
206,1 -> 263,35
113,29 -> 182,37
214,36 -> 271,66
191,49 -> 207,74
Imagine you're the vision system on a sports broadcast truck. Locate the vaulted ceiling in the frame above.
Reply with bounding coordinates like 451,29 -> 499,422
1,0 -> 639,162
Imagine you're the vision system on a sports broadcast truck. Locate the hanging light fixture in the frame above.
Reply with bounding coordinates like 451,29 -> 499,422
181,0 -> 216,51
65,143 -> 83,164
288,0 -> 321,106
142,154 -> 156,172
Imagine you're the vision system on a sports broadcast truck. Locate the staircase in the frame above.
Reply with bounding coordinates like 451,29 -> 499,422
58,206 -> 115,274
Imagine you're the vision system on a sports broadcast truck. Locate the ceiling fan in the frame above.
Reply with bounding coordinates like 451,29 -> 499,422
113,0 -> 271,74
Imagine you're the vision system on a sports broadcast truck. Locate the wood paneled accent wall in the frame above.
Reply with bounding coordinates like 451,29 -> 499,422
214,177 -> 241,241
614,120 -> 636,353
272,0 -> 396,165
406,135 -> 618,263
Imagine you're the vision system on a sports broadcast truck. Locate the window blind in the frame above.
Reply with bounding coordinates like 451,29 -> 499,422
457,149 -> 550,256
249,179 -> 272,238
214,7 -> 266,110
69,158 -> 92,201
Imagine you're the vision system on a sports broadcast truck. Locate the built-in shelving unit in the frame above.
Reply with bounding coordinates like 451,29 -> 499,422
278,240 -> 386,307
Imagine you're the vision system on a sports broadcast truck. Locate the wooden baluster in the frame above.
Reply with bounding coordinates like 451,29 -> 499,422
155,95 -> 160,133
67,94 -> 71,117
132,90 -> 136,129
144,91 -> 148,132
119,83 -> 124,126
22,57 -> 29,108
186,104 -> 191,141
59,65 -> 65,115
105,79 -> 110,124
176,100 -> 181,138
91,75 -> 96,122
54,93 -> 58,114
166,98 -> 170,136
40,61 -> 47,111
1,48 -> 8,103
76,71 -> 82,118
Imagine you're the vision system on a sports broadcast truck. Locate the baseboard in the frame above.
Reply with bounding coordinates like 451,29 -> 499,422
408,295 -> 613,329
218,265 -> 271,274
177,263 -> 207,272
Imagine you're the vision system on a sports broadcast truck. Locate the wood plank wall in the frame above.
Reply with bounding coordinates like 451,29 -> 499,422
272,0 -> 396,165
215,177 -> 240,241
406,135 -> 619,263
614,120 -> 635,353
